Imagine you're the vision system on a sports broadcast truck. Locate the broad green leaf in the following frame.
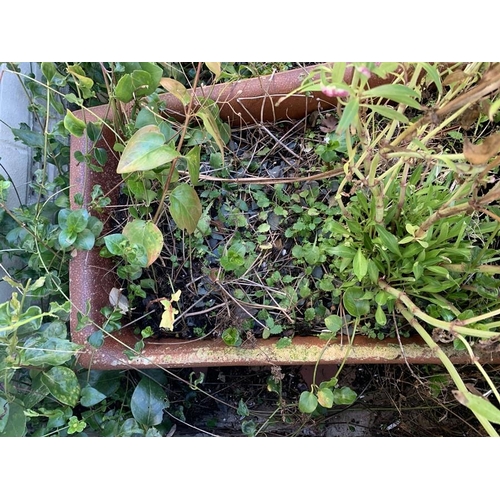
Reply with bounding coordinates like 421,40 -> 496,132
353,248 -> 368,281
185,145 -> 201,185
362,84 -> 421,109
94,147 -> 107,166
87,330 -> 104,348
375,305 -> 387,326
196,107 -> 225,160
376,225 -> 402,257
138,63 -> 163,90
343,286 -> 370,317
67,65 -> 94,90
41,366 -> 80,407
325,314 -> 342,333
332,386 -> 357,405
74,228 -> 95,251
169,184 -> 202,234
325,244 -> 356,258
337,98 -> 359,133
364,104 -> 409,124
22,374 -> 50,409
11,125 -> 45,149
65,208 -> 90,233
86,121 -> 102,142
63,109 -> 86,137
115,70 -> 155,103
104,233 -> 126,255
0,401 -> 25,437
17,305 -> 44,336
317,387 -> 334,408
58,229 -> 77,249
117,125 -> 181,174
130,377 -> 168,427
454,390 -> 500,425
119,418 -> 144,437
299,391 -> 318,413
122,220 -> 163,266
23,338 -> 80,366
80,385 -> 107,407
426,265 -> 450,278
41,62 -> 57,83
160,77 -> 191,106
87,371 -> 122,397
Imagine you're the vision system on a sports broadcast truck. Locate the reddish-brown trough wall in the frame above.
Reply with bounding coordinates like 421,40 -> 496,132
69,64 -> 500,369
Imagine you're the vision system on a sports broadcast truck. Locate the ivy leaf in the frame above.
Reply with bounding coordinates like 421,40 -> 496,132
63,109 -> 86,137
117,125 -> 181,174
131,377 -> 168,427
80,386 -> 107,407
115,67 -> 160,103
41,366 -> 80,407
41,62 -> 57,83
0,401 -> 25,437
169,184 -> 202,234
23,338 -> 80,366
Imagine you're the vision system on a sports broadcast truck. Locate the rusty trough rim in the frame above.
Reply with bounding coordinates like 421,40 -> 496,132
69,63 -> 500,369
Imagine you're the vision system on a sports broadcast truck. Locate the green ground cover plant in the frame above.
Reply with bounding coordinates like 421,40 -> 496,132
1,62 -> 500,436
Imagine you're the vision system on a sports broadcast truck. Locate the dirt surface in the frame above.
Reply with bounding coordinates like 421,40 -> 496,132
164,363 -> 495,437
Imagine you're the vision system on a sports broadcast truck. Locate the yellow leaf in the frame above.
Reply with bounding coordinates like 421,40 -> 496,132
159,291 -> 181,331
205,62 -> 221,80
160,78 -> 190,106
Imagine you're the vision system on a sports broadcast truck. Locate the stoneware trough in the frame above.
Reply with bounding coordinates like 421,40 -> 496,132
69,64 -> 499,369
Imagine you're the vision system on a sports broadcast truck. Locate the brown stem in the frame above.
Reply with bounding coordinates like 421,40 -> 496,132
392,63 -> 500,148
153,62 -> 204,224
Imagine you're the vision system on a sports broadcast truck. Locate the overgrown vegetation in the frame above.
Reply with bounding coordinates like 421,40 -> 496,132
1,62 -> 500,436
